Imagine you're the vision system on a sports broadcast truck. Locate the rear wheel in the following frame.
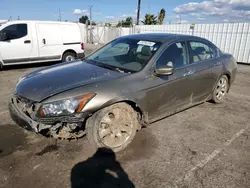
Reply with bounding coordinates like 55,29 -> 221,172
211,75 -> 229,103
0,61 -> 3,70
86,103 -> 139,152
62,52 -> 76,62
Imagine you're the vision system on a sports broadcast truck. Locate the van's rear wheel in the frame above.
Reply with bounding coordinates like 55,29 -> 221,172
62,52 -> 76,62
86,103 -> 139,152
0,61 -> 3,70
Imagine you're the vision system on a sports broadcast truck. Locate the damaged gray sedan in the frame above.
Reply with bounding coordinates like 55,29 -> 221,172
9,33 -> 237,152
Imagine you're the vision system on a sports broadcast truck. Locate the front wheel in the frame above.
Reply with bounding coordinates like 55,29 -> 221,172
211,75 -> 229,103
86,103 -> 139,152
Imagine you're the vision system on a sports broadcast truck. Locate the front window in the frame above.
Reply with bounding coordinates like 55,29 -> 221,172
0,24 -> 27,40
85,38 -> 162,73
156,42 -> 188,69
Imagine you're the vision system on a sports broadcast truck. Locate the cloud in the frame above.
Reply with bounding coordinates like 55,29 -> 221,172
73,9 -> 88,15
105,16 -> 115,19
120,14 -> 137,18
197,17 -> 206,20
177,20 -> 189,24
173,0 -> 250,22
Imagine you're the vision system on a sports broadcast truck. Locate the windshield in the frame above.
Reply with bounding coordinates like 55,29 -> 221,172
85,38 -> 162,73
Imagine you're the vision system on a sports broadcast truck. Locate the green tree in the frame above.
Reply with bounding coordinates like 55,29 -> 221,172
116,17 -> 133,27
79,15 -> 90,25
105,23 -> 112,27
158,8 -> 166,25
125,17 -> 133,25
141,14 -> 158,25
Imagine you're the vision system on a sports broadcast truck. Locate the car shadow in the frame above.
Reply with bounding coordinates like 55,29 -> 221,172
70,147 -> 135,188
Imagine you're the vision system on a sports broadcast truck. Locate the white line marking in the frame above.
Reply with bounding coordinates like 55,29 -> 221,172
0,110 -> 8,116
174,125 -> 249,187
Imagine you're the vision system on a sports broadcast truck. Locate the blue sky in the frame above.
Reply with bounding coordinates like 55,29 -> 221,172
0,0 -> 250,23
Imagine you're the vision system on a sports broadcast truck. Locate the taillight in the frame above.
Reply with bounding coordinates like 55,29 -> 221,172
81,43 -> 84,50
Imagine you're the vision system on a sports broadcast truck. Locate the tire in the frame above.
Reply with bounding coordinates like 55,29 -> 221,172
62,52 -> 76,62
211,75 -> 229,103
86,103 -> 139,153
0,61 -> 3,70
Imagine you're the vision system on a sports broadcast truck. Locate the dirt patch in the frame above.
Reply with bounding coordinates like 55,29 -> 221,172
0,124 -> 27,158
117,128 -> 158,162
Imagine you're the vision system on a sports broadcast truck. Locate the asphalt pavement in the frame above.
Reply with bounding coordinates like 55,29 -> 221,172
0,47 -> 249,188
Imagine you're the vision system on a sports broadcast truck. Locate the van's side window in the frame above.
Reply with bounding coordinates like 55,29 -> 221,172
1,24 -> 27,40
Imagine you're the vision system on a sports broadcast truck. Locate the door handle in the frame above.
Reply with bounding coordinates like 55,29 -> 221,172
24,40 -> 31,44
214,61 -> 222,66
42,39 -> 46,44
183,70 -> 194,76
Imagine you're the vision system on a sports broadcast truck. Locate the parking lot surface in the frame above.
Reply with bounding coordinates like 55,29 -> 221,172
0,55 -> 249,187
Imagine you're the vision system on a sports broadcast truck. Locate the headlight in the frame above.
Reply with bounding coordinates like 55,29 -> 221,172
39,93 -> 95,117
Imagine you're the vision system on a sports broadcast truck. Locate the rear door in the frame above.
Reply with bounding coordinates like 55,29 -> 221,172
186,40 -> 221,103
0,23 -> 32,64
36,23 -> 63,61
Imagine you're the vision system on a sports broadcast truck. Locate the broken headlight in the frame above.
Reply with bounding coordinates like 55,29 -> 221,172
39,93 -> 95,117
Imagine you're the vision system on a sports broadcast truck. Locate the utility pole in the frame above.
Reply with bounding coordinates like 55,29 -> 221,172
136,0 -> 141,25
89,5 -> 93,43
179,15 -> 182,24
59,8 -> 62,21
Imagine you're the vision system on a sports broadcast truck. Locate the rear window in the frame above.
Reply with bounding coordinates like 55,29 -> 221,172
189,41 -> 215,63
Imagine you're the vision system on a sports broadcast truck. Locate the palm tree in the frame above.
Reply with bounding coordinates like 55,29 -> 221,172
141,14 -> 158,25
158,9 -> 166,25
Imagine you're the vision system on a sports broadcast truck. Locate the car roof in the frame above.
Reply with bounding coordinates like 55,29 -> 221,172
120,33 -> 208,43
3,20 -> 78,25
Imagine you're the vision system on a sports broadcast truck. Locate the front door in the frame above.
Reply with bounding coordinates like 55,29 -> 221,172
145,41 -> 195,122
0,23 -> 32,64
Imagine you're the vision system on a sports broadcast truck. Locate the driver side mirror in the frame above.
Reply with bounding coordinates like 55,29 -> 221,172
0,32 -> 8,41
155,64 -> 174,76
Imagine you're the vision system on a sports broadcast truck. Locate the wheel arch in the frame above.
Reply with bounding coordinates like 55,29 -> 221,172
61,49 -> 77,60
99,97 -> 149,126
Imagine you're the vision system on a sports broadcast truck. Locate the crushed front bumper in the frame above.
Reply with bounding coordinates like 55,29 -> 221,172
9,97 -> 89,138
9,98 -> 50,132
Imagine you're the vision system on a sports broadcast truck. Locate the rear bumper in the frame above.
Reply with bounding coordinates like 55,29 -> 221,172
77,52 -> 85,59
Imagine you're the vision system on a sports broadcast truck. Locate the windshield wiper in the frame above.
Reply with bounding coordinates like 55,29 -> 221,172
86,59 -> 123,72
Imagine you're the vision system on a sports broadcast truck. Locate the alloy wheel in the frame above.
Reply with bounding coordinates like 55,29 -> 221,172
98,109 -> 133,148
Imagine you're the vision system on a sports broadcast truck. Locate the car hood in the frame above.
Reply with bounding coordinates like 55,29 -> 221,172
15,61 -> 126,102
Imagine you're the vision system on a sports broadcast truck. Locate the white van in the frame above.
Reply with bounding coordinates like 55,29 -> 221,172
0,21 -> 85,68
